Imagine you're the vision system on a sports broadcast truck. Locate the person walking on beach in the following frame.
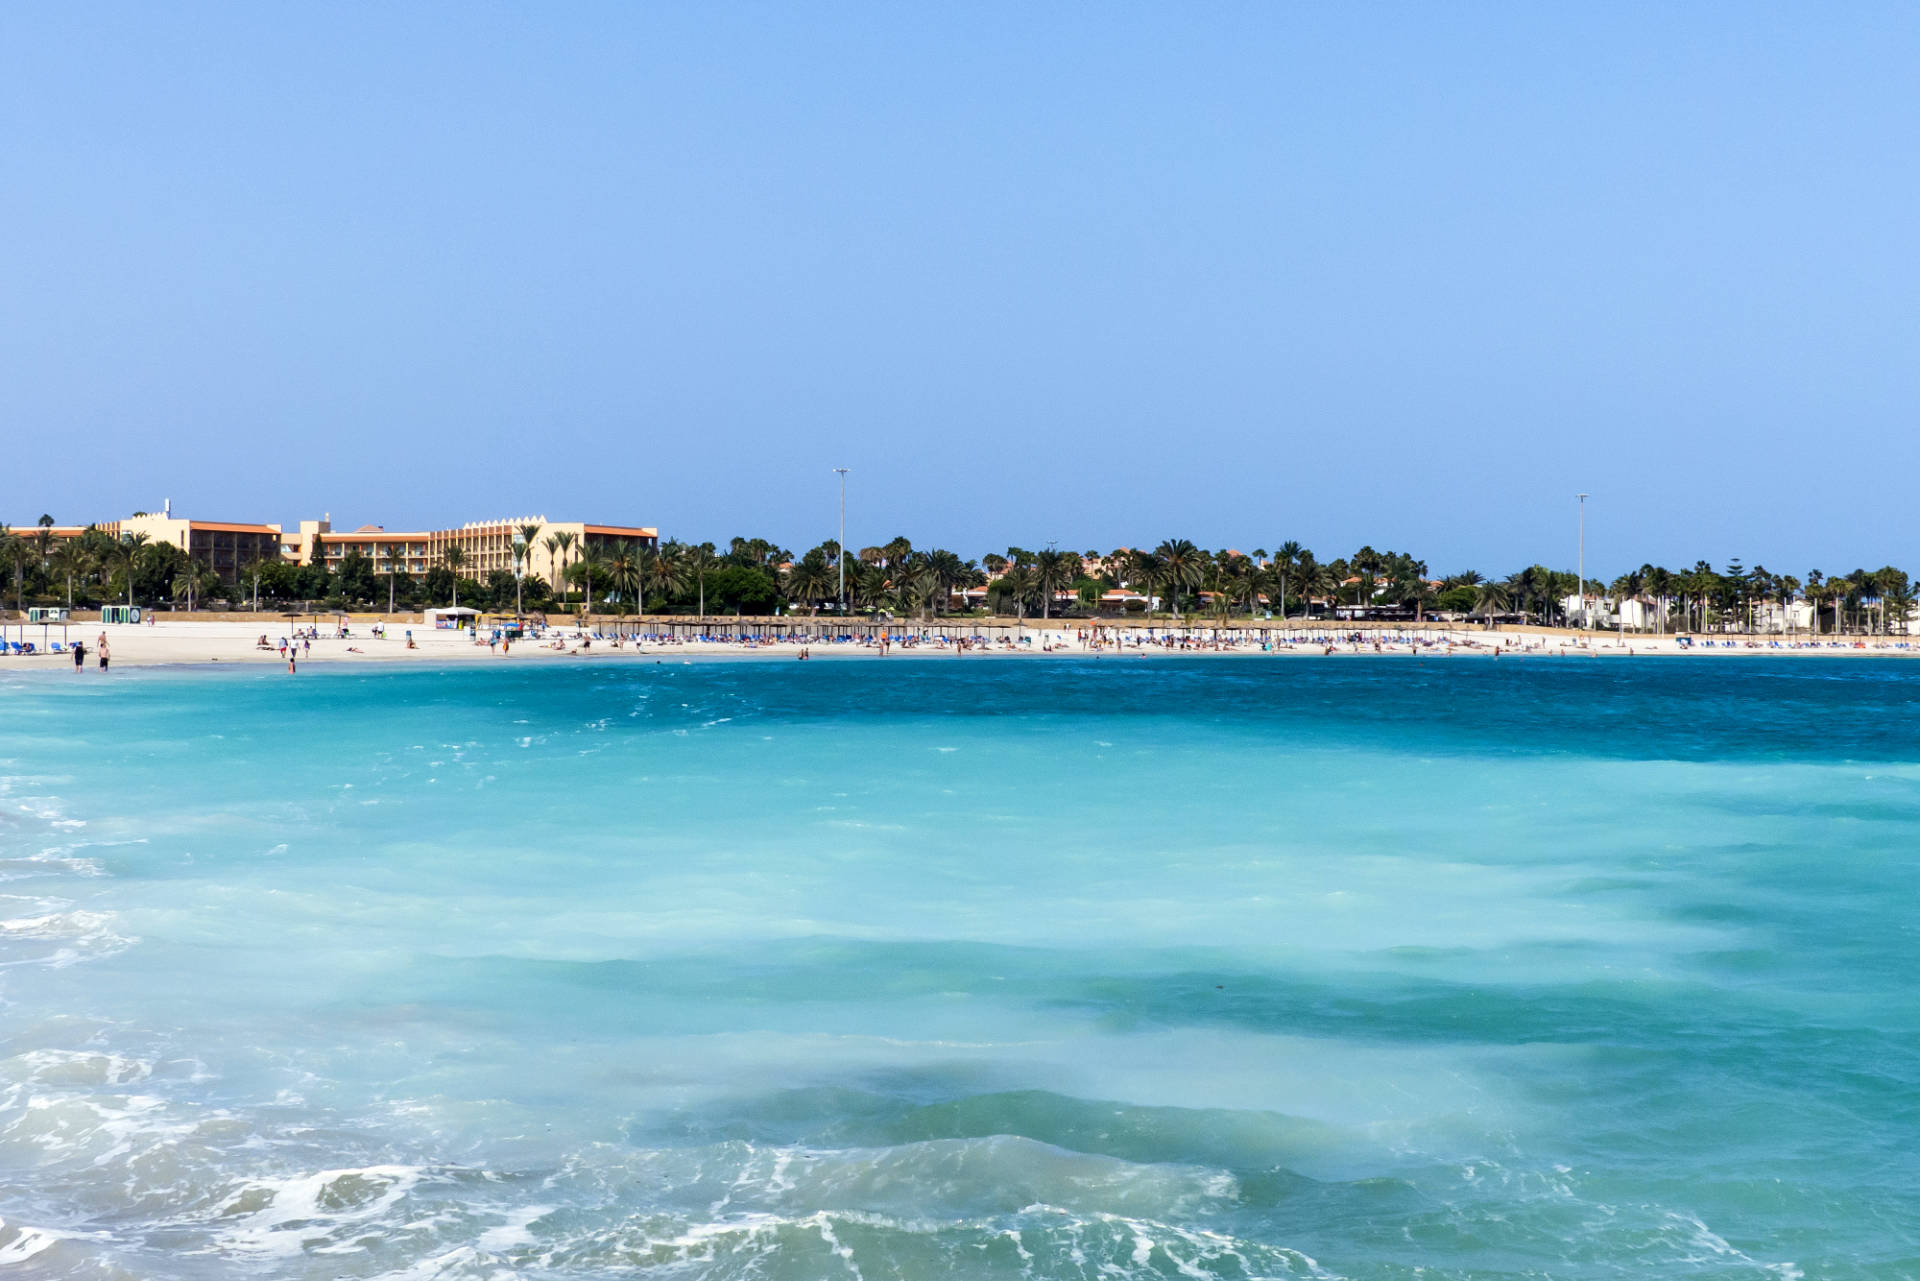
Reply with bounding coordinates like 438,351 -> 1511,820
72,640 -> 85,670
98,639 -> 110,671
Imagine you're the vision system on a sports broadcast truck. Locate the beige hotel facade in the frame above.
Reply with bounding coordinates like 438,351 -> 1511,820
287,516 -> 659,585
18,507 -> 657,587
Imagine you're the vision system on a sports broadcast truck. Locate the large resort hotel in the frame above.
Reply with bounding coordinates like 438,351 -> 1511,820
27,507 -> 659,585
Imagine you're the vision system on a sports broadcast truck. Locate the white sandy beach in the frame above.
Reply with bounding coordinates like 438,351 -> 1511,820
3,617 -> 1912,671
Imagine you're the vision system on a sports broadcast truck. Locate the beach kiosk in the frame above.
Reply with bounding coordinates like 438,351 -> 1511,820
100,605 -> 143,625
425,606 -> 480,631
27,607 -> 70,623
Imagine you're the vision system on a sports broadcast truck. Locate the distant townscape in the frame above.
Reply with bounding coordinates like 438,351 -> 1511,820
1,506 -> 1913,635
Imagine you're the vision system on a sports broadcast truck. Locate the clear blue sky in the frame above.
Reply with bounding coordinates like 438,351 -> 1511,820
5,3 -> 1916,576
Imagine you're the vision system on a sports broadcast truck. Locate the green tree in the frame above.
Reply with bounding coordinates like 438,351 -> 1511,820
49,540 -> 89,609
544,531 -> 575,607
646,543 -> 686,609
989,565 -> 1038,622
1474,579 -> 1511,629
685,543 -> 720,617
1153,540 -> 1205,621
172,558 -> 218,612
440,546 -> 467,607
1033,548 -> 1077,620
334,550 -> 378,607
117,532 -> 151,609
706,565 -> 779,614
514,523 -> 544,614
783,551 -> 833,615
607,541 -> 644,615
380,547 -> 405,614
569,545 -> 608,618
1269,541 -> 1303,620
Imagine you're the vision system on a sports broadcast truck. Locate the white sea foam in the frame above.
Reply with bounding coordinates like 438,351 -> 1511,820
473,1202 -> 551,1252
1,1049 -> 153,1088
0,1219 -> 62,1264
0,908 -> 135,966
214,1164 -> 426,1258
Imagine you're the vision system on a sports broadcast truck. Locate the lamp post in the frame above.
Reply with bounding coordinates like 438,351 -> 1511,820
1577,492 -> 1589,632
834,467 -> 849,614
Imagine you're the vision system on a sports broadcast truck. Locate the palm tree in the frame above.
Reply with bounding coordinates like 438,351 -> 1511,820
1129,551 -> 1165,621
1474,579 -> 1511,629
783,551 -> 833,615
240,552 -> 268,612
851,562 -> 889,612
607,540 -> 643,616
441,546 -> 467,608
1270,541 -> 1303,620
381,547 -> 404,614
544,532 -> 575,608
514,523 -> 543,615
685,542 -> 720,617
33,516 -> 54,578
117,532 -> 151,609
1644,566 -> 1675,634
928,549 -> 968,616
1154,540 -> 1204,622
645,542 -> 686,608
1825,575 -> 1851,636
1609,567 -> 1646,633
172,558 -> 211,612
1884,574 -> 1916,637
570,544 -> 608,620
49,541 -> 88,610
0,526 -> 21,613
1392,574 -> 1436,623
901,554 -> 943,620
991,564 -> 1038,622
1033,548 -> 1076,620
1775,574 -> 1802,636
1291,553 -> 1331,622
1350,546 -> 1385,610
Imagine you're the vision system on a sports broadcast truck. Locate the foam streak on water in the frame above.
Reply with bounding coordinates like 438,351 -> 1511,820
1,658 -> 1917,1278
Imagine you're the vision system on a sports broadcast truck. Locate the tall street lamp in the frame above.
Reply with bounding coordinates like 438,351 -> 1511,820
1577,492 -> 1589,632
835,467 -> 849,614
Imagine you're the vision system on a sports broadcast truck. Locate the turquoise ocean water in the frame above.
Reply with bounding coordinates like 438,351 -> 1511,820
1,657 -> 1916,1279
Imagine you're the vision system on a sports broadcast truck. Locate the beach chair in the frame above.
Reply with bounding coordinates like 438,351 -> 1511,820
51,642 -> 64,653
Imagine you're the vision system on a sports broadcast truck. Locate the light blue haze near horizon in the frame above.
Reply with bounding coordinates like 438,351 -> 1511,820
4,3 -> 1917,578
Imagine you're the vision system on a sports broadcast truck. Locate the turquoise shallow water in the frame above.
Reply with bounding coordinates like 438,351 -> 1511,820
1,656 -> 1917,1278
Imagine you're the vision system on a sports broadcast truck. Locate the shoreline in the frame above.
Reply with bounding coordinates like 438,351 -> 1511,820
3,618 -> 1916,674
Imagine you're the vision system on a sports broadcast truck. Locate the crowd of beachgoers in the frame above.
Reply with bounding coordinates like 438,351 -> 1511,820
5,615 -> 1920,672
